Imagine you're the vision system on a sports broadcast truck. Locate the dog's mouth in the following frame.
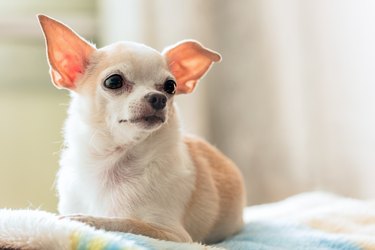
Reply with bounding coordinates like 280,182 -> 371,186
119,115 -> 165,126
130,115 -> 165,124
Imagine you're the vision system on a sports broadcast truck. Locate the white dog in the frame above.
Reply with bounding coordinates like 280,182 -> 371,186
38,14 -> 245,244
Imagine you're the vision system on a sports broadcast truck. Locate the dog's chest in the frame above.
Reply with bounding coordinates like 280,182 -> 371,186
60,151 -> 186,217
83,156 -> 148,215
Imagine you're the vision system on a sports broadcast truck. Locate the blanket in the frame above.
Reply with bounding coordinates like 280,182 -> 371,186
0,192 -> 374,250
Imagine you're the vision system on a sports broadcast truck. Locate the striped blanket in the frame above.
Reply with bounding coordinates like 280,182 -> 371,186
0,192 -> 374,250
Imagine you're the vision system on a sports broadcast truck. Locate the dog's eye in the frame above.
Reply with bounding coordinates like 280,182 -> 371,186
164,80 -> 176,94
104,74 -> 123,89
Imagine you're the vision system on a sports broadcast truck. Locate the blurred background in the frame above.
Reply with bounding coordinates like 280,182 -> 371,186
1,0 -> 375,212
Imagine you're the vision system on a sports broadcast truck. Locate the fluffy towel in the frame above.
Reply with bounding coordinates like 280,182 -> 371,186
1,192 -> 375,250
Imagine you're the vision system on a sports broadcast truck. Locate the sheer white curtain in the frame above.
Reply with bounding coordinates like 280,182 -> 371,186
98,0 -> 375,204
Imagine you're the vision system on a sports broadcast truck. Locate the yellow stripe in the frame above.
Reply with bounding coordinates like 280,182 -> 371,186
70,231 -> 80,250
87,237 -> 107,250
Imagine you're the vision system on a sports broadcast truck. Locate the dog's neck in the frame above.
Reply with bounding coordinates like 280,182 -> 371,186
62,96 -> 182,174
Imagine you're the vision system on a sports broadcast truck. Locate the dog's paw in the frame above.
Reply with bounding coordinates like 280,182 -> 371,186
59,214 -> 99,228
0,239 -> 23,250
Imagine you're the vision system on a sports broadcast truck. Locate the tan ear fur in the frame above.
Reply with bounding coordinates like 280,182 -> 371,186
163,40 -> 221,94
37,14 -> 95,90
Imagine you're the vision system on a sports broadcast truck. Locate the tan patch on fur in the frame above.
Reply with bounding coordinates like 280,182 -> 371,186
119,219 -> 192,242
0,240 -> 30,250
183,136 -> 246,243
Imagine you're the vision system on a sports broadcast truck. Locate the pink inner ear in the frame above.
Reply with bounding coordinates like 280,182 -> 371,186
52,51 -> 86,88
39,15 -> 95,90
168,61 -> 183,79
185,80 -> 195,89
62,55 -> 84,82
165,41 -> 221,94
170,56 -> 212,94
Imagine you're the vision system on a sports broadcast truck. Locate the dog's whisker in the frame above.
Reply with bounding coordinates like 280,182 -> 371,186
109,120 -> 117,136
88,129 -> 101,152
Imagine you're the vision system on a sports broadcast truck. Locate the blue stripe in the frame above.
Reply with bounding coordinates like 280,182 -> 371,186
214,221 -> 362,250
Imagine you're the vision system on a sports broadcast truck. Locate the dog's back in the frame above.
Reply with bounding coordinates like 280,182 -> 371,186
183,136 -> 246,243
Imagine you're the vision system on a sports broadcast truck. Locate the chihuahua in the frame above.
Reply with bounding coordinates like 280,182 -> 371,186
38,15 -> 245,244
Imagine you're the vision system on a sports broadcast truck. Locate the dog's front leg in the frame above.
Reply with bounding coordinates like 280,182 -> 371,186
62,214 -> 192,242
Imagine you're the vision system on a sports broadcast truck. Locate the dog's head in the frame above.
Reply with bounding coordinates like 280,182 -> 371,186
38,15 -> 220,142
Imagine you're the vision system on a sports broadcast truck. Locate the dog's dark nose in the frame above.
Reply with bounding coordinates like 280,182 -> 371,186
145,93 -> 167,110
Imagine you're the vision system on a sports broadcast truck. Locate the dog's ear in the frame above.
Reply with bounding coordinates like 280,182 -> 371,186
163,40 -> 221,94
37,14 -> 96,90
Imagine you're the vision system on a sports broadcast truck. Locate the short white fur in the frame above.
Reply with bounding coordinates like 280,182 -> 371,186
38,14 -> 245,244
